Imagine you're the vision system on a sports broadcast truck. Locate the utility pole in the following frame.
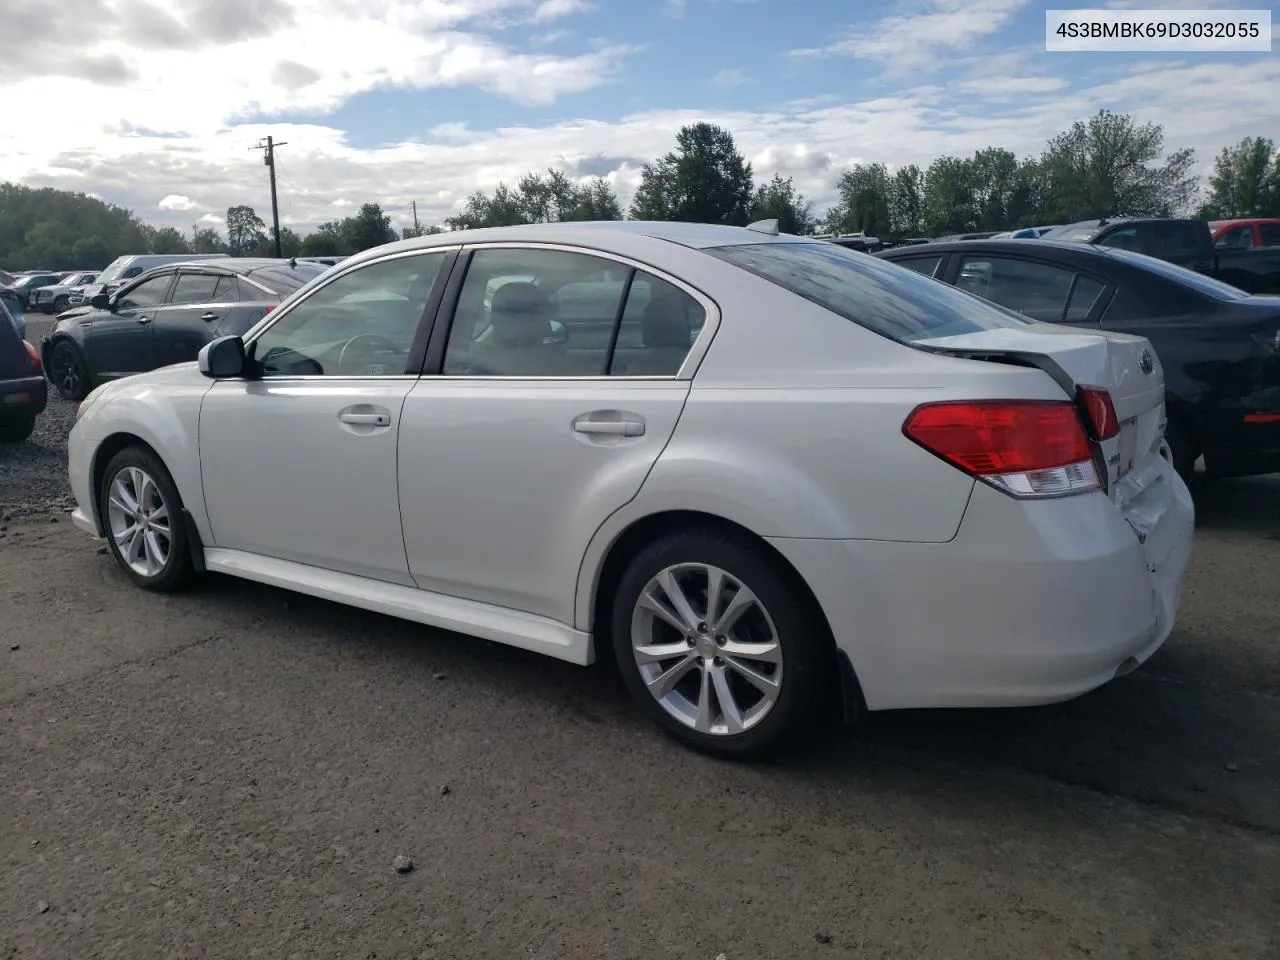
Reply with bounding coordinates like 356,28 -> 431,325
412,200 -> 419,236
251,135 -> 288,257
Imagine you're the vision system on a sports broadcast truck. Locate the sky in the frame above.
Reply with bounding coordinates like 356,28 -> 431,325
2,0 -> 1277,236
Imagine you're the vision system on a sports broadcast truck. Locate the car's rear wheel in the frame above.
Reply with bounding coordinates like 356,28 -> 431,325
0,414 -> 36,443
49,340 -> 89,401
100,447 -> 193,592
610,528 -> 827,758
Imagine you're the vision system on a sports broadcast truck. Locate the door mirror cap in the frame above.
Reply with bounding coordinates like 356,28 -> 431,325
198,335 -> 247,379
89,292 -> 111,310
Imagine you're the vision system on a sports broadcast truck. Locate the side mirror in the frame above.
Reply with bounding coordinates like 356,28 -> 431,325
545,320 -> 568,344
89,292 -> 111,310
198,335 -> 247,379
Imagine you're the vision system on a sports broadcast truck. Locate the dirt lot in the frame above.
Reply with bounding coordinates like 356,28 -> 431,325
2,315 -> 1278,959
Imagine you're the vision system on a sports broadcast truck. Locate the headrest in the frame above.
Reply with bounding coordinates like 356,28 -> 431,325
642,295 -> 692,348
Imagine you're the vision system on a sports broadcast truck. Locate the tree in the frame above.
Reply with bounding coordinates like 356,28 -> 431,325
888,165 -> 925,237
749,174 -> 812,234
144,225 -> 191,254
922,156 -> 976,235
225,205 -> 267,255
342,203 -> 396,252
968,148 -> 1020,231
445,185 -> 528,231
192,227 -> 226,253
1037,110 -> 1198,220
629,122 -> 754,225
830,163 -> 892,236
0,183 -> 148,271
1203,137 -> 1279,218
445,171 -> 623,229
569,178 -> 623,221
300,230 -> 341,257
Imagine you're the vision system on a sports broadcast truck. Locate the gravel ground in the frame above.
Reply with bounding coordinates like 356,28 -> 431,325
2,312 -> 1279,959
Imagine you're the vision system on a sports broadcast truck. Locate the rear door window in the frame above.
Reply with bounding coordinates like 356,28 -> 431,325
1216,225 -> 1254,250
954,256 -> 1076,322
1259,224 -> 1280,248
891,255 -> 943,278
1065,275 -> 1107,324
170,273 -> 222,305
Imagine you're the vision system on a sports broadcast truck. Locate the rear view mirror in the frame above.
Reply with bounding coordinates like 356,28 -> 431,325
198,335 -> 247,379
89,292 -> 111,310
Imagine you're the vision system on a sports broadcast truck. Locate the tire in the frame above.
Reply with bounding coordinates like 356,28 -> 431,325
1165,418 -> 1197,486
0,414 -> 36,443
49,340 -> 89,402
610,527 -> 828,759
99,446 -> 194,592
52,295 -> 69,314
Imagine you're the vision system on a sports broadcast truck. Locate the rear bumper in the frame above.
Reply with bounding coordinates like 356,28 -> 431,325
1204,417 -> 1280,478
768,460 -> 1195,712
0,374 -> 47,417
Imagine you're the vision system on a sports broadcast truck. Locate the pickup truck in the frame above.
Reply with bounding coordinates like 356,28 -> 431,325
1041,218 -> 1280,295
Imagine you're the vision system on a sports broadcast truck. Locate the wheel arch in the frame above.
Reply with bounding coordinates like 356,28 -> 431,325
582,508 -> 865,723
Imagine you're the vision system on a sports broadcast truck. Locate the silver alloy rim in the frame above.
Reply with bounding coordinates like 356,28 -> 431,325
630,563 -> 783,736
105,466 -> 172,578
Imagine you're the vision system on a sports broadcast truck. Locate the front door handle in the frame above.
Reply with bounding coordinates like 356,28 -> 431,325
339,411 -> 391,426
200,312 -> 218,322
134,315 -> 152,324
572,413 -> 646,437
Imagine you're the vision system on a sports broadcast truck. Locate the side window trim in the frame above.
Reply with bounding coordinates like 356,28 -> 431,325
419,241 -> 721,381
242,246 -> 461,379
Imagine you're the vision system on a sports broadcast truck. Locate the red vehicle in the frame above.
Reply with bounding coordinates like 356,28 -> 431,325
1210,218 -> 1280,250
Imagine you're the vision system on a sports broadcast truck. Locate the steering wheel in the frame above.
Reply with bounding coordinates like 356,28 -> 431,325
337,333 -> 402,376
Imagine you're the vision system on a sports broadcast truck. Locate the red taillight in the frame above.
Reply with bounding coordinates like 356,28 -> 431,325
904,400 -> 1100,498
1077,385 -> 1119,441
264,304 -> 277,313
23,341 -> 41,374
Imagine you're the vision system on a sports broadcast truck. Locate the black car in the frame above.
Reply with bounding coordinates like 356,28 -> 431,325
42,258 -> 326,402
0,297 -> 47,442
877,239 -> 1280,481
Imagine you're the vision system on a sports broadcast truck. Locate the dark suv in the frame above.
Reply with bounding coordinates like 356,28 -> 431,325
0,298 -> 47,442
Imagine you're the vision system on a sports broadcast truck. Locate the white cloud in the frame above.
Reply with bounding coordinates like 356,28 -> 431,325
531,0 -> 593,21
791,0 -> 1032,75
712,69 -> 749,88
157,194 -> 198,211
662,0 -> 687,18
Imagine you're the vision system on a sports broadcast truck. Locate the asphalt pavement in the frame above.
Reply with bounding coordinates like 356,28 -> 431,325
1,314 -> 1277,959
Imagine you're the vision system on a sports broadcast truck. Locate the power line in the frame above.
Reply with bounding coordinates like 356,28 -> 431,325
250,136 -> 288,257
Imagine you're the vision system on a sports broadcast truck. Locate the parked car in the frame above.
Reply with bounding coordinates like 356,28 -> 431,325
0,270 -> 15,285
0,288 -> 26,340
936,231 -> 1002,242
42,258 -> 325,401
296,256 -> 349,267
877,238 -> 1280,481
65,221 -> 1193,757
3,272 -> 62,309
1040,218 -> 1280,294
70,253 -> 232,306
31,271 -> 98,314
0,296 -> 46,442
1210,218 -> 1280,250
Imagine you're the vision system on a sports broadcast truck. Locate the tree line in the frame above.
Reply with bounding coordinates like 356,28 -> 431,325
2,109 -> 1278,270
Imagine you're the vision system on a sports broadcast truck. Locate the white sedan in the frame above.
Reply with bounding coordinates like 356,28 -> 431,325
66,220 -> 1195,757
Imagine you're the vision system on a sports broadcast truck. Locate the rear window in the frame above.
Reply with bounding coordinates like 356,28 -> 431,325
705,241 -> 1035,343
1096,246 -> 1249,301
248,264 -> 327,295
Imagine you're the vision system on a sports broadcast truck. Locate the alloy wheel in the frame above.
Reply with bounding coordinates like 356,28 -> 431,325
52,347 -> 81,398
106,465 -> 173,578
629,563 -> 783,736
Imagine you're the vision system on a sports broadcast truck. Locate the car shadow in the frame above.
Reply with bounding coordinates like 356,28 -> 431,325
183,568 -> 1280,838
1191,474 -> 1280,536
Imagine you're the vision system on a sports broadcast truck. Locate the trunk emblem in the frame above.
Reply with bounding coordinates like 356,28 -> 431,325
1139,350 -> 1155,375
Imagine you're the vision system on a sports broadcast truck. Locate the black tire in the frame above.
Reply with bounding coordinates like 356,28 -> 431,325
610,527 -> 829,759
0,414 -> 36,443
99,446 -> 194,592
52,295 -> 69,313
1165,418 -> 1198,485
49,340 -> 89,401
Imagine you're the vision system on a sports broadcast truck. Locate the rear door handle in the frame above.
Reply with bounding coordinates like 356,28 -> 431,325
339,411 -> 390,426
134,316 -> 152,324
200,312 -> 218,322
572,415 -> 645,437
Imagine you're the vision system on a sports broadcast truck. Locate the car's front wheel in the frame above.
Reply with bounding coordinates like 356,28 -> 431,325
611,528 -> 828,759
49,340 -> 89,402
52,295 -> 69,314
100,447 -> 194,592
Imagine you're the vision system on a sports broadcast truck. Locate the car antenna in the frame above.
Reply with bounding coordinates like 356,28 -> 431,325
746,219 -> 780,237
289,256 -> 297,268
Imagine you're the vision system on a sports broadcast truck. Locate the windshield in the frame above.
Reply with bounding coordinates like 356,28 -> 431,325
705,241 -> 1036,343
1097,246 -> 1250,300
14,275 -> 41,288
96,257 -> 132,285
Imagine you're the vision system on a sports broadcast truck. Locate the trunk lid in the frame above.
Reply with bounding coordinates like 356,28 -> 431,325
915,324 -> 1168,493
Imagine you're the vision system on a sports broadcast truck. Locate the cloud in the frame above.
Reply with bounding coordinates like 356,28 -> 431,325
531,0 -> 592,21
712,69 -> 749,89
662,0 -> 687,18
791,0 -> 1032,75
8,53 -> 1273,236
158,194 -> 198,211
